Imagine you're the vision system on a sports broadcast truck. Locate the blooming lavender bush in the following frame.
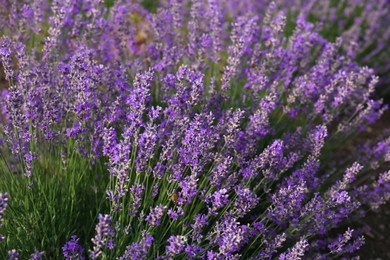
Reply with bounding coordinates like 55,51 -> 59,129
0,0 -> 389,259
221,0 -> 390,94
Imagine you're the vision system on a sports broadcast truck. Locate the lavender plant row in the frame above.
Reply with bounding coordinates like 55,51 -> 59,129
221,0 -> 390,93
0,0 -> 389,259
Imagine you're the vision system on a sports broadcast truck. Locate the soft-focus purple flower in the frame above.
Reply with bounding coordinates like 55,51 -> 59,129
257,233 -> 287,259
0,37 -> 14,80
212,214 -> 249,257
206,188 -> 229,213
8,249 -> 20,260
145,205 -> 166,227
0,192 -> 9,242
362,170 -> 390,210
129,183 -> 145,216
328,228 -> 354,254
90,214 -> 114,259
185,244 -> 203,259
29,251 -> 45,260
243,139 -> 286,180
333,191 -> 351,205
167,206 -> 184,220
63,235 -> 84,260
279,238 -> 309,260
62,235 -> 84,260
233,185 -> 259,217
191,214 -> 208,241
119,232 -> 154,260
166,235 -> 187,255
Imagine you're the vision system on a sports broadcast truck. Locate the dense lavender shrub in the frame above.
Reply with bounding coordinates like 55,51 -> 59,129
220,0 -> 390,94
0,0 -> 389,259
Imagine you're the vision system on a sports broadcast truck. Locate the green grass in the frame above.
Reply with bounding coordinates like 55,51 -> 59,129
0,140 -> 109,258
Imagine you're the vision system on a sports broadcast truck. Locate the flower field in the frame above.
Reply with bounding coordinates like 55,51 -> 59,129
0,0 -> 389,259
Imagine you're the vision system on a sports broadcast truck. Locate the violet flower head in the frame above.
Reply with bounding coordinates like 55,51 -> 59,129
328,162 -> 363,198
166,235 -> 187,256
234,185 -> 259,217
207,0 -> 223,61
257,233 -> 287,259
62,235 -> 85,260
145,205 -> 166,227
0,192 -> 9,242
307,125 -> 328,157
8,249 -> 20,260
333,191 -> 351,205
29,251 -> 45,260
0,37 -> 14,80
246,139 -> 286,179
365,170 -> 390,210
279,238 -> 309,260
191,214 -> 208,241
120,232 -> 154,260
90,214 -> 114,259
213,214 -> 249,257
206,188 -> 229,213
129,183 -> 145,216
328,228 -> 354,254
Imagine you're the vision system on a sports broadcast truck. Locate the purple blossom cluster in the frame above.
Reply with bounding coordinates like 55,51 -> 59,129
0,192 -> 8,242
119,232 -> 154,259
90,214 -> 114,259
0,0 -> 389,259
62,235 -> 84,260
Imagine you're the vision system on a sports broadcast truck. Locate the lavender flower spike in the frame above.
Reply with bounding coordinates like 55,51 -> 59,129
63,235 -> 85,260
90,214 -> 114,259
0,192 -> 9,242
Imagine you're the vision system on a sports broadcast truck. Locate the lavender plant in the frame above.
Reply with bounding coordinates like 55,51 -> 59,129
0,0 -> 389,259
221,0 -> 390,94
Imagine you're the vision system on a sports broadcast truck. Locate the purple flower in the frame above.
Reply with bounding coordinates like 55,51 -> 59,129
233,185 -> 259,217
362,170 -> 390,210
145,205 -> 166,227
206,188 -> 229,213
191,214 -> 208,240
221,15 -> 259,92
243,139 -> 287,180
0,37 -> 14,80
307,125 -> 328,157
120,232 -> 154,260
212,214 -> 249,256
0,192 -> 9,242
63,235 -> 84,260
269,181 -> 307,224
129,183 -> 145,216
178,175 -> 198,204
168,206 -> 184,220
8,250 -> 20,260
328,228 -> 354,254
333,191 -> 351,205
347,236 -> 365,254
207,0 -> 223,62
328,162 -> 363,198
29,251 -> 45,260
90,214 -> 114,259
279,238 -> 309,260
185,244 -> 203,259
256,233 -> 286,259
166,235 -> 187,255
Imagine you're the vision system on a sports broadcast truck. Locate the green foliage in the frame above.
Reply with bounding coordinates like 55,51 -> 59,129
0,140 -> 109,258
